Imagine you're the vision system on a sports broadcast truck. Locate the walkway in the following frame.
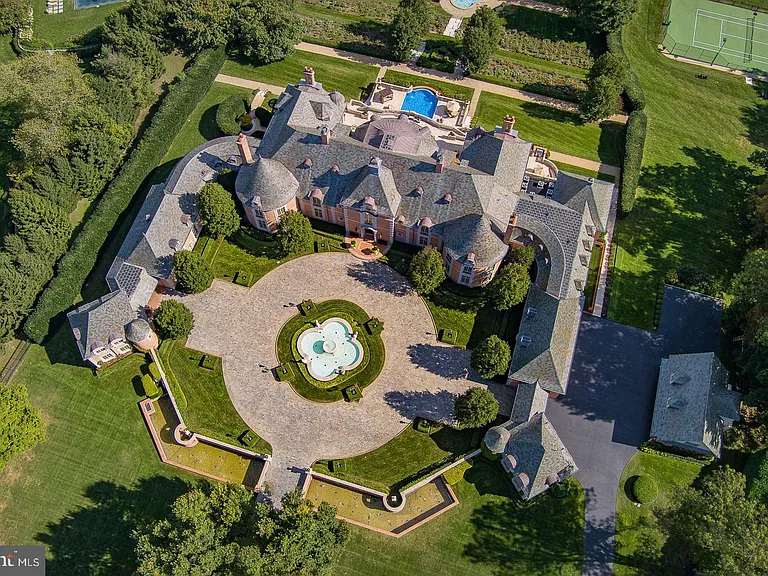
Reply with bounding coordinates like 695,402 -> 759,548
546,285 -> 723,576
215,73 -> 286,96
171,253 -> 514,506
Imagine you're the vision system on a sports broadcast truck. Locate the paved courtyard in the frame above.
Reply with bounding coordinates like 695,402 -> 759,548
173,252 -> 513,504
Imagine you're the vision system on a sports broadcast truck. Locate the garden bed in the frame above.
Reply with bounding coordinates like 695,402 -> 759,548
276,299 -> 385,402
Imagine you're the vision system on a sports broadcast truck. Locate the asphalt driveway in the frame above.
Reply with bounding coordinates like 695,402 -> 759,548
545,286 -> 722,576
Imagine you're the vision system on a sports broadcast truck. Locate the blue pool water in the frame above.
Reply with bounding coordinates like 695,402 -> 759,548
401,89 -> 439,118
74,0 -> 123,9
451,0 -> 480,8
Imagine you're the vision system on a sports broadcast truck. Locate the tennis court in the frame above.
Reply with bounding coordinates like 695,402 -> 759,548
664,0 -> 768,73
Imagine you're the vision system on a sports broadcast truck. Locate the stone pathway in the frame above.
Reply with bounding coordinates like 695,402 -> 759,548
411,41 -> 427,63
215,74 -> 286,96
443,17 -> 463,37
171,253 -> 514,505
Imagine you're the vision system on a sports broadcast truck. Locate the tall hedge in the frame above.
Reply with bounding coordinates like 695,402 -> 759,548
215,94 -> 248,136
606,30 -> 645,112
619,109 -> 647,215
23,47 -> 226,343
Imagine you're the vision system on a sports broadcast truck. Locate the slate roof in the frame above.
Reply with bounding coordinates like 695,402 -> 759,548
651,352 -> 741,457
67,291 -> 137,360
551,171 -> 613,232
485,425 -> 511,453
114,137 -> 250,280
125,318 -> 152,343
339,160 -> 402,218
235,156 -> 300,212
503,412 -> 578,499
106,261 -> 158,312
510,381 -> 550,424
442,214 -> 508,267
351,113 -> 438,157
508,283 -> 583,395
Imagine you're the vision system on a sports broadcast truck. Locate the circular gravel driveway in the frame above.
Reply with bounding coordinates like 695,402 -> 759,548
174,252 -> 513,501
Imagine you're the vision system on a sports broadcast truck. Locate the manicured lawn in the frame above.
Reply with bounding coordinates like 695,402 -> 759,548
382,70 -> 475,101
220,50 -> 379,100
334,458 -> 585,576
160,81 -> 254,173
0,35 -> 16,63
156,339 -> 272,454
0,328 -> 197,572
555,161 -> 616,182
609,0 -> 759,329
32,0 -> 124,46
314,421 -> 478,492
276,299 -> 385,402
614,451 -> 706,576
473,91 -> 624,166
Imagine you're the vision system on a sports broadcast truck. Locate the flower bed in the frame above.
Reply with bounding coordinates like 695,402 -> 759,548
499,29 -> 593,69
475,57 -> 586,102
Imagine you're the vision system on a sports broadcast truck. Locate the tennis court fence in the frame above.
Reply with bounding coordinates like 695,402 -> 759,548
662,30 -> 764,69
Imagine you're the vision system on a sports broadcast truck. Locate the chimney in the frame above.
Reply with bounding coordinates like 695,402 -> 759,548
435,152 -> 445,174
304,66 -> 316,86
321,125 -> 330,145
503,213 -> 518,244
502,114 -> 516,134
369,157 -> 382,174
237,133 -> 253,165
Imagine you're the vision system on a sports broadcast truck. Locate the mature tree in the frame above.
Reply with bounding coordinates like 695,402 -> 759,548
232,0 -> 302,65
11,119 -> 71,165
489,263 -> 529,310
0,383 -> 45,471
8,189 -> 71,253
454,387 -> 499,428
507,245 -> 535,269
0,0 -> 29,33
198,182 -> 240,238
152,300 -> 195,340
93,49 -> 155,108
126,0 -> 171,49
389,0 -> 432,62
89,76 -> 139,127
569,0 -> 638,33
168,0 -> 233,53
407,246 -> 445,294
102,13 -> 166,80
664,467 -> 768,575
745,449 -> 768,504
471,335 -> 511,379
277,210 -> 314,256
134,483 -> 349,576
460,6 -> 502,75
581,52 -> 627,122
173,250 -> 214,294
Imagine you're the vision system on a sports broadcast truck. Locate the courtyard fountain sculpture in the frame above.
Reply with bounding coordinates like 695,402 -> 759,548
297,318 -> 364,381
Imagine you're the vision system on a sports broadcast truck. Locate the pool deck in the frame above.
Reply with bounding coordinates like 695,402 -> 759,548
438,0 -> 568,18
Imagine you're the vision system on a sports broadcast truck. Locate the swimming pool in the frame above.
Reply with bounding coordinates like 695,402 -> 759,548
74,0 -> 123,9
451,0 -> 481,8
401,88 -> 439,118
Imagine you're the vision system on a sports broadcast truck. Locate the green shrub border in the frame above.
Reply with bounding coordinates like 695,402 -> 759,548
619,109 -> 647,216
276,299 -> 385,403
24,47 -> 227,343
215,94 -> 249,136
606,31 -> 645,112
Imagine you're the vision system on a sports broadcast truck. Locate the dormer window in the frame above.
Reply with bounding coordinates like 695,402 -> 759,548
313,197 -> 321,206
421,226 -> 430,235
463,264 -> 473,274
364,213 -> 373,224
363,195 -> 377,212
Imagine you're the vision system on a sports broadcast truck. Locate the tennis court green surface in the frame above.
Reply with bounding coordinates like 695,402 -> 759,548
664,0 -> 768,73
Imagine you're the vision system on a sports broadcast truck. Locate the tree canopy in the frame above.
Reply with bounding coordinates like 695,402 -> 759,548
389,0 -> 432,62
460,7 -> 502,75
581,52 -> 627,122
0,0 -> 30,34
232,0 -> 302,65
198,182 -> 241,238
407,246 -> 445,294
153,300 -> 195,340
471,335 -> 511,379
277,211 -> 314,256
134,483 -> 349,576
454,387 -> 499,428
664,467 -> 768,575
0,383 -> 45,471
489,263 -> 530,310
173,250 -> 214,294
569,0 -> 638,33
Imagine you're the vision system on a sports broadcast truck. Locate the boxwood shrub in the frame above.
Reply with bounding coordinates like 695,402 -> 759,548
619,110 -> 647,216
24,47 -> 226,343
141,374 -> 161,399
215,94 -> 249,136
632,474 -> 658,504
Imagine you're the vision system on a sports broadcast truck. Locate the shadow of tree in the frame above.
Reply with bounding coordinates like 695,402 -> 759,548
406,343 -> 474,380
383,389 -> 458,422
741,100 -> 768,149
36,476 -> 192,576
346,261 -> 412,297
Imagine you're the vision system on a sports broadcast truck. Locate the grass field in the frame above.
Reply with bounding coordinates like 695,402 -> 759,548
610,0 -> 760,328
614,451 -> 706,576
665,0 -> 768,73
0,329 -> 197,573
334,458 -> 585,576
157,339 -> 272,454
473,92 -> 624,166
32,0 -> 124,46
313,421 -> 477,492
220,50 -> 379,100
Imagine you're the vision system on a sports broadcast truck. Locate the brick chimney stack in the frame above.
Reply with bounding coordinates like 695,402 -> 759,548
304,66 -> 316,86
321,125 -> 330,145
237,133 -> 253,165
502,114 -> 516,134
435,152 -> 445,174
503,213 -> 518,244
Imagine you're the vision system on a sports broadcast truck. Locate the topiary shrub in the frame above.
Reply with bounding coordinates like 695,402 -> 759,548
471,335 -> 511,379
215,94 -> 249,136
141,374 -> 161,398
153,300 -> 195,340
632,474 -> 658,504
619,110 -> 647,216
454,387 -> 499,428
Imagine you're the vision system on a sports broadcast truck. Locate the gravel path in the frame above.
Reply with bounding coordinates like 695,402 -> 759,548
172,253 -> 513,504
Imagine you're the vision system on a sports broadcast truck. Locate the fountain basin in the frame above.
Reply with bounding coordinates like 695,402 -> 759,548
296,317 -> 364,381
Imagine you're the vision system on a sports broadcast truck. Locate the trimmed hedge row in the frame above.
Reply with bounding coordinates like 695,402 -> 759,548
24,47 -> 227,343
215,94 -> 249,136
606,31 -> 645,112
619,110 -> 647,215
